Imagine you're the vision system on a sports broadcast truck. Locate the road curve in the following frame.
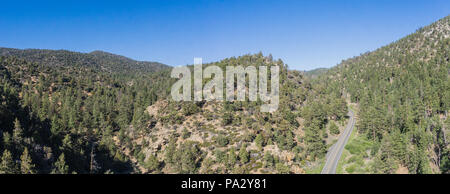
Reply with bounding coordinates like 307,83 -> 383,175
321,110 -> 355,174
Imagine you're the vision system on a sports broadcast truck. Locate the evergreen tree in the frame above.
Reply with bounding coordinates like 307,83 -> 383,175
239,145 -> 249,164
13,118 -> 23,144
20,147 -> 36,174
263,152 -> 274,168
304,119 -> 326,159
286,131 -> 295,150
0,150 -> 16,174
52,153 -> 69,174
228,148 -> 237,168
255,134 -> 264,150
145,154 -> 159,172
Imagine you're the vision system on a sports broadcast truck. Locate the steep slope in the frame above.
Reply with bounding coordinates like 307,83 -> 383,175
116,53 -> 349,174
321,16 -> 450,173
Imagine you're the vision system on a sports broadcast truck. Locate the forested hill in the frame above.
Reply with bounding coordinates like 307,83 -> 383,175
0,15 -> 449,174
0,47 -> 169,73
0,49 -> 173,174
304,68 -> 328,78
320,16 -> 450,173
0,51 -> 350,174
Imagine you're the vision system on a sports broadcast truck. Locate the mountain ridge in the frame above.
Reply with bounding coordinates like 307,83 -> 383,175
0,47 -> 169,73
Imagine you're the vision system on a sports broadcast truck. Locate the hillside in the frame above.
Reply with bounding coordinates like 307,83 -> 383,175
0,47 -> 169,74
319,16 -> 450,173
0,50 -> 173,173
0,50 -> 350,174
0,15 -> 449,174
110,53 -> 349,174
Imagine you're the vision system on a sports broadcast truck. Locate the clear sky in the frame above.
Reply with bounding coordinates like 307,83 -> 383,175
0,0 -> 449,70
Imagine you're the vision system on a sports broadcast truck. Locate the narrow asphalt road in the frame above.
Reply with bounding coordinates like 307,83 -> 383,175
321,110 -> 355,174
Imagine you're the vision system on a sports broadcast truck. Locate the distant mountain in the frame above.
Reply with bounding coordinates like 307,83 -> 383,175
304,68 -> 328,78
0,47 -> 169,73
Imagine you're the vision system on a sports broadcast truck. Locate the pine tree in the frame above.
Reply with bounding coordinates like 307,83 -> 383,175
255,134 -> 264,150
52,153 -> 69,174
0,150 -> 17,174
20,147 -> 36,174
304,119 -> 326,159
2,132 -> 12,151
239,145 -> 249,164
118,95 -> 132,128
264,151 -> 274,168
145,154 -> 159,172
228,147 -> 237,168
13,118 -> 23,144
164,138 -> 177,164
50,115 -> 61,137
286,131 -> 295,150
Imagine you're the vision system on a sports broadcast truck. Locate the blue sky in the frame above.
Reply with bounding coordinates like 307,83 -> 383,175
0,0 -> 449,70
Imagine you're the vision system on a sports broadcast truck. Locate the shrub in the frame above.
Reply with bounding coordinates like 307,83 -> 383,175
329,122 -> 340,135
216,135 -> 229,147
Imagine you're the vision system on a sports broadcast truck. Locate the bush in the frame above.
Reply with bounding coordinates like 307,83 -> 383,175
182,103 -> 200,116
145,154 -> 160,172
182,128 -> 191,139
275,163 -> 290,174
345,138 -> 373,155
345,164 -> 357,173
222,112 -> 233,126
216,135 -> 229,147
329,122 -> 340,135
214,150 -> 226,164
